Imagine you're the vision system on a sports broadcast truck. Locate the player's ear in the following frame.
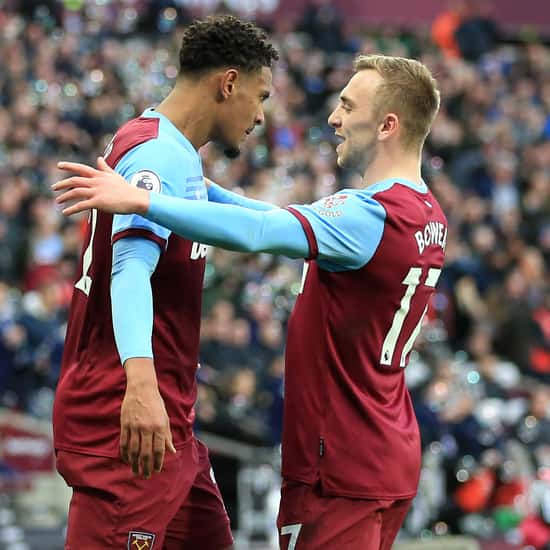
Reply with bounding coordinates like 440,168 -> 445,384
378,113 -> 399,141
219,69 -> 238,101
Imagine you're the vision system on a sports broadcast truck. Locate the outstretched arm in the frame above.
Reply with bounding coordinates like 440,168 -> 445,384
206,178 -> 277,212
145,193 -> 309,257
53,158 -> 310,259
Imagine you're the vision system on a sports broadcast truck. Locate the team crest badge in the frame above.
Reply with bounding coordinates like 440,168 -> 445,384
322,194 -> 348,208
127,531 -> 156,550
130,170 -> 162,193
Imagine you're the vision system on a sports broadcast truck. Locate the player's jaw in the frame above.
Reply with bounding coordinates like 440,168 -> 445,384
221,122 -> 256,159
236,121 -> 257,146
332,127 -> 357,169
334,133 -> 347,167
334,128 -> 378,173
212,119 -> 245,158
217,103 -> 263,158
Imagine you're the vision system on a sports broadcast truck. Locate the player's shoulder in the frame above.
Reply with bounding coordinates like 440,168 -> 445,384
358,179 -> 446,226
365,178 -> 436,208
314,189 -> 362,209
107,110 -> 198,171
301,189 -> 379,224
105,116 -> 160,167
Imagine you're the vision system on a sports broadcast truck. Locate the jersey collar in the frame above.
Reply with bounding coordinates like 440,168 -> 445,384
141,108 -> 198,158
367,177 -> 428,194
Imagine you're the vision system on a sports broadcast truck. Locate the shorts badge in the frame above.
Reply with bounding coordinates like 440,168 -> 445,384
128,531 -> 156,550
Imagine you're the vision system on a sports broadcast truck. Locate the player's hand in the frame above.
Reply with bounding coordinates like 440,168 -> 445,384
52,157 -> 150,216
120,359 -> 177,479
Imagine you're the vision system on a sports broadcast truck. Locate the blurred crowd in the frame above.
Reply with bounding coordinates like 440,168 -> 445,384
0,0 -> 549,546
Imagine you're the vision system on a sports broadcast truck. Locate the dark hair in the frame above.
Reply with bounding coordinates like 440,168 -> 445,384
179,15 -> 279,75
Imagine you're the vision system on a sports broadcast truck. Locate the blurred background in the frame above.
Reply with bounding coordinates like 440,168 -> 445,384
0,0 -> 549,548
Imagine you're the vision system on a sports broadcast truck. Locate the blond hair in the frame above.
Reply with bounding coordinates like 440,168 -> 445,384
353,54 -> 440,150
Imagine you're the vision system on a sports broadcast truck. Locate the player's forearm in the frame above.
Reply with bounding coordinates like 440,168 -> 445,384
111,239 -> 159,370
145,193 -> 309,258
111,262 -> 154,366
207,181 -> 277,211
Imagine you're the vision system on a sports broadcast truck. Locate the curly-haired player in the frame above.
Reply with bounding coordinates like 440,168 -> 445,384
52,15 -> 277,550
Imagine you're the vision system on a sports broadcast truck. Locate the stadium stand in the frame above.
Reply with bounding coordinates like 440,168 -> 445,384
0,0 -> 549,548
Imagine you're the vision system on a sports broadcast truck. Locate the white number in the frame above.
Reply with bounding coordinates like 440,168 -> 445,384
381,267 -> 441,367
281,523 -> 302,550
381,267 -> 421,365
298,263 -> 310,295
75,209 -> 98,297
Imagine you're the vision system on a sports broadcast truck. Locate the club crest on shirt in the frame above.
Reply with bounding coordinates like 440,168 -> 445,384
127,531 -> 156,550
130,170 -> 162,193
311,193 -> 348,218
322,194 -> 348,209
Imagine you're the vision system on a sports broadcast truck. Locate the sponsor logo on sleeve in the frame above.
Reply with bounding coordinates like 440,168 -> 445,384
130,170 -> 162,193
312,194 -> 348,218
128,531 -> 156,550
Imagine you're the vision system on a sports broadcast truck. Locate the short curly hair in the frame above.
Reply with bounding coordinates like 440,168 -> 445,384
179,15 -> 279,75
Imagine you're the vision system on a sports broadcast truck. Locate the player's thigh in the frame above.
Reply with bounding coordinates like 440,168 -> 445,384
63,483 -> 121,550
163,439 -> 233,550
379,498 -> 412,550
57,442 -> 198,549
277,480 -> 386,550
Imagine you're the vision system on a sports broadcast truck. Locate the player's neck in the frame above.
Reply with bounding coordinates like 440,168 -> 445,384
362,147 -> 422,188
155,83 -> 213,151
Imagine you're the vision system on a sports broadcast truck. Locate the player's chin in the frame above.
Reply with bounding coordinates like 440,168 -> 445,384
223,146 -> 241,159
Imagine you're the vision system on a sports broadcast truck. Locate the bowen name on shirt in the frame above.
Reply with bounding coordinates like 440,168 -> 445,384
415,221 -> 447,254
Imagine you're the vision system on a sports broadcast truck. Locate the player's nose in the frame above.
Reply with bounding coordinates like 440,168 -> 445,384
328,108 -> 340,128
255,107 -> 265,126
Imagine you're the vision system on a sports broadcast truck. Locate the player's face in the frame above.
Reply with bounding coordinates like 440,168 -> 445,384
217,67 -> 272,158
328,70 -> 384,173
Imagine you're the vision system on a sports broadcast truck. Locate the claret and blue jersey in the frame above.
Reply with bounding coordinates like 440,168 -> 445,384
283,179 -> 447,499
53,109 -> 208,457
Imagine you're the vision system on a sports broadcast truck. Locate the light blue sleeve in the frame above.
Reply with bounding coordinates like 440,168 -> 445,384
207,182 -> 277,211
111,237 -> 160,365
288,191 -> 387,271
112,138 -> 205,245
146,193 -> 310,258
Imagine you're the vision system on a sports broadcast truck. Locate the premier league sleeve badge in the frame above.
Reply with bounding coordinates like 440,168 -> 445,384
129,170 -> 162,193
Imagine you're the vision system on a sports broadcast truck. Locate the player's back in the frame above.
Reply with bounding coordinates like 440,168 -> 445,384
283,180 -> 447,499
53,111 -> 207,457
